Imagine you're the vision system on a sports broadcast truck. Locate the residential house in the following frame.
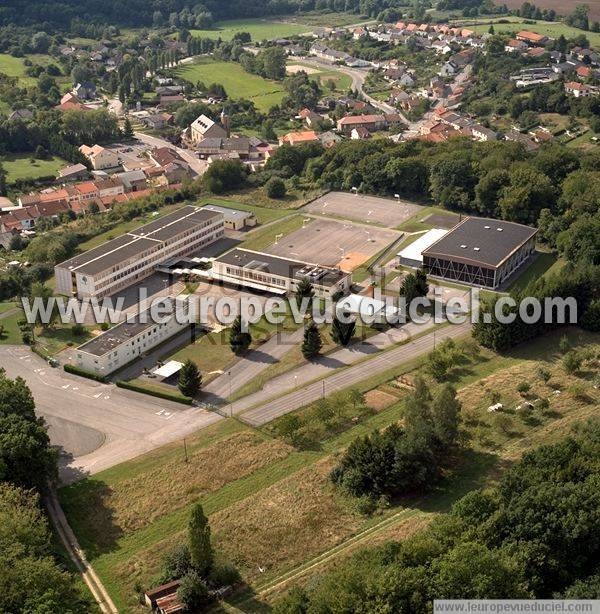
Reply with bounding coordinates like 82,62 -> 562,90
297,108 -> 323,128
189,114 -> 228,145
351,126 -> 371,139
564,81 -> 594,97
470,124 -> 497,141
319,131 -> 343,148
141,113 -> 173,130
516,30 -> 548,46
505,38 -> 528,53
336,114 -> 387,134
73,81 -> 97,100
279,130 -> 319,146
8,108 -> 33,121
57,163 -> 89,183
505,130 -> 539,152
399,73 -> 416,87
57,92 -> 90,112
115,169 -> 147,192
79,144 -> 119,170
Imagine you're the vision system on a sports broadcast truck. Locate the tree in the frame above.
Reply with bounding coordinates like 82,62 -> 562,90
430,383 -> 461,450
276,413 -> 302,444
178,359 -> 202,397
331,312 -> 355,346
29,282 -> 57,330
295,277 -> 314,309
301,318 -> 322,360
177,571 -> 209,610
0,483 -> 90,613
123,117 -> 134,139
266,177 -> 287,199
399,269 -> 428,310
203,159 -> 246,194
229,316 -> 251,354
188,502 -> 213,577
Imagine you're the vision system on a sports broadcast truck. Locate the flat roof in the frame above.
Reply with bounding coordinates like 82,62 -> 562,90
202,204 -> 253,220
77,298 -> 184,356
57,206 -> 222,276
152,360 -> 184,378
216,248 -> 348,287
422,217 -> 537,269
397,228 -> 448,263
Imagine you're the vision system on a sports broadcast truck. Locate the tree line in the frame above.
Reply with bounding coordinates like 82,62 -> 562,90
275,418 -> 600,610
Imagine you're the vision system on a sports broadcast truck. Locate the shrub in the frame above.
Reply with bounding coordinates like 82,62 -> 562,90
563,351 -> 583,374
266,177 -> 286,199
64,363 -> 107,383
71,323 -> 86,337
516,381 -> 531,395
115,380 -> 193,404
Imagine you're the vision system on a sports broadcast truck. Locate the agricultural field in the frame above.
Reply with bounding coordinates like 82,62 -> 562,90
58,328 -> 600,612
174,58 -> 285,112
463,17 -> 600,48
1,154 -> 67,184
189,18 -> 310,42
499,0 -> 600,23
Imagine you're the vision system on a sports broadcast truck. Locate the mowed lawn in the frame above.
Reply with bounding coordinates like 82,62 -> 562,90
466,17 -> 600,48
1,154 -> 67,184
189,18 -> 309,41
175,59 -> 285,111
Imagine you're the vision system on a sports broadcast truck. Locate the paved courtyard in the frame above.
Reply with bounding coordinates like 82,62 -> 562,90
304,191 -> 423,228
264,217 -> 400,270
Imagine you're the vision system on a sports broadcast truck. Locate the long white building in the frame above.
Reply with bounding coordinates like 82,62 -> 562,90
55,206 -> 224,299
74,297 -> 190,375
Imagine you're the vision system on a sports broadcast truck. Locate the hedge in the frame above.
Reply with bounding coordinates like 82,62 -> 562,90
63,363 -> 108,383
116,380 -> 193,405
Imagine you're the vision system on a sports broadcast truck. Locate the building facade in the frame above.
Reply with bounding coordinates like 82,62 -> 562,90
74,298 -> 191,375
212,248 -> 352,297
55,206 -> 224,299
422,217 -> 537,289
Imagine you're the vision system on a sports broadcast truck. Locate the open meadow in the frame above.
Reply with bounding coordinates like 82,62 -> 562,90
174,58 -> 285,112
1,154 -> 66,184
463,16 -> 600,48
58,328 -> 600,612
189,18 -> 310,42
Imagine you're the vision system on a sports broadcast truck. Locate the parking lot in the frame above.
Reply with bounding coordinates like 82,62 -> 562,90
105,141 -> 155,171
304,192 -> 423,228
264,217 -> 401,270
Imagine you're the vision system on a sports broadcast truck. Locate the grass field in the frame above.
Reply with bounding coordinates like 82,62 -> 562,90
287,61 -> 353,93
463,17 -> 600,49
189,18 -> 310,42
175,58 -> 285,111
59,328 -> 600,611
1,154 -> 67,184
195,197 -> 292,224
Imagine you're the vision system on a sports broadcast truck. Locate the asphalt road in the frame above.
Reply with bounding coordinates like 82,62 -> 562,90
239,320 -> 472,426
0,346 -> 219,482
134,131 -> 208,176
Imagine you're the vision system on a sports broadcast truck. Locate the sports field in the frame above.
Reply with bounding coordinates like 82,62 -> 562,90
189,18 -> 309,42
464,17 -> 600,48
174,58 -> 285,112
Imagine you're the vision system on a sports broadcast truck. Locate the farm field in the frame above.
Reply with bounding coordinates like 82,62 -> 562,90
189,18 -> 310,41
498,0 -> 600,23
58,328 -> 600,612
1,154 -> 67,184
174,58 -> 285,112
463,17 -> 600,48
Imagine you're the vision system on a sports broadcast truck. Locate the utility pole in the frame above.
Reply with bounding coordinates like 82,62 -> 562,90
322,379 -> 325,399
183,438 -> 188,463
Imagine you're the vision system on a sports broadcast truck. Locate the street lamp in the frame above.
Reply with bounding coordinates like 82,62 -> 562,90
274,233 -> 283,245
